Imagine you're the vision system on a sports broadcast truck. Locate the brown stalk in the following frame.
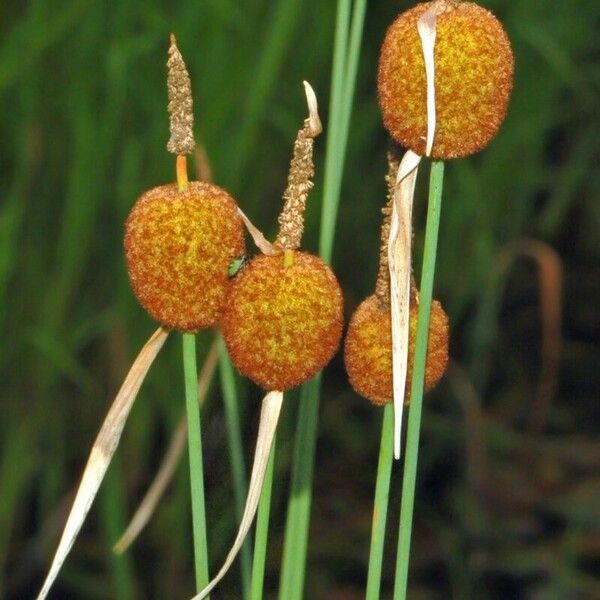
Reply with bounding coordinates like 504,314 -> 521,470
499,239 -> 562,435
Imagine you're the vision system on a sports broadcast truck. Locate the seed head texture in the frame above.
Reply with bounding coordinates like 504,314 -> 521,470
125,182 -> 245,332
344,295 -> 449,406
221,252 -> 344,391
378,1 -> 514,159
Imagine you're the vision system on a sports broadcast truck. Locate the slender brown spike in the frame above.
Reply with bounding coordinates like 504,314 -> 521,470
167,34 -> 195,155
375,153 -> 400,308
275,82 -> 322,251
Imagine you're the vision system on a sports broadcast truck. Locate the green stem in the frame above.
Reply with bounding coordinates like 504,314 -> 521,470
183,333 -> 210,593
366,403 -> 394,600
279,1 -> 367,597
250,433 -> 277,600
393,161 -> 445,600
218,336 -> 252,600
318,0 -> 351,263
278,377 -> 321,600
319,0 -> 367,262
320,0 -> 368,261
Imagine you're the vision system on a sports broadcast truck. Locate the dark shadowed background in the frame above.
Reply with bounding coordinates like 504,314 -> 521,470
1,0 -> 599,598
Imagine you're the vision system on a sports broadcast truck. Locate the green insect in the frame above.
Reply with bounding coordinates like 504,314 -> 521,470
228,255 -> 247,278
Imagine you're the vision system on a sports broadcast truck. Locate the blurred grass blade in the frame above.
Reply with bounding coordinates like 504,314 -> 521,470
0,0 -> 92,93
228,0 -> 306,191
191,390 -> 284,600
101,458 -> 136,600
115,417 -> 186,555
366,404 -> 394,600
0,419 -> 37,592
114,339 -> 219,554
393,161 -> 444,600
35,327 -> 168,600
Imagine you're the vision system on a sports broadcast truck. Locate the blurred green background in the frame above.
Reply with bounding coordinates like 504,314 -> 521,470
1,0 -> 600,598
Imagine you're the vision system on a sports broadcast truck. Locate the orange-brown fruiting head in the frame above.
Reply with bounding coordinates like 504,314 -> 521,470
377,1 -> 514,159
221,251 -> 344,391
344,295 -> 449,406
125,181 -> 245,332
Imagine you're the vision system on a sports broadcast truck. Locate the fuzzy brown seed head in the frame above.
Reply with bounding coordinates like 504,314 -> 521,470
377,1 -> 514,159
344,294 -> 449,406
125,181 -> 245,332
221,252 -> 344,391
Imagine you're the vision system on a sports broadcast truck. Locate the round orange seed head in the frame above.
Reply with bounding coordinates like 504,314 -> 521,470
344,295 -> 449,406
377,0 -> 514,159
124,181 -> 245,332
221,251 -> 344,391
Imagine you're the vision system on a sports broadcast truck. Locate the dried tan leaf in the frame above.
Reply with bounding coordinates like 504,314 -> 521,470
417,1 -> 443,156
191,390 -> 284,600
237,207 -> 279,256
114,338 -> 219,554
388,151 -> 421,460
388,2 -> 441,459
115,419 -> 185,556
36,327 -> 168,600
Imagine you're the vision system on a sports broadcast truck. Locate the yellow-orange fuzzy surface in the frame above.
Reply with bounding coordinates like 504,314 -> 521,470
125,182 -> 245,332
221,252 -> 344,391
378,1 -> 513,159
344,295 -> 449,406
